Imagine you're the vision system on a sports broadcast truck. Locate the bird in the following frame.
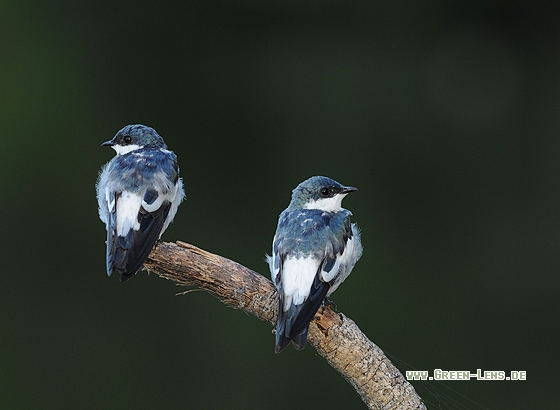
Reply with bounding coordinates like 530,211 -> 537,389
267,176 -> 362,353
96,124 -> 185,282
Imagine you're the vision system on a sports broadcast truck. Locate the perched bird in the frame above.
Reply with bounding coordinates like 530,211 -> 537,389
96,124 -> 185,282
267,176 -> 362,353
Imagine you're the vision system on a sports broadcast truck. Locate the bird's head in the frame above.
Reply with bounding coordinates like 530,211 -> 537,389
288,176 -> 357,212
102,124 -> 166,155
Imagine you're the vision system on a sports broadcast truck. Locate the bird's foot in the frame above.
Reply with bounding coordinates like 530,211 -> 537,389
321,297 -> 337,312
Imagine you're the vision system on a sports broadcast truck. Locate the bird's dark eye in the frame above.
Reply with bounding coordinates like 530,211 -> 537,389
319,185 -> 340,198
123,135 -> 133,144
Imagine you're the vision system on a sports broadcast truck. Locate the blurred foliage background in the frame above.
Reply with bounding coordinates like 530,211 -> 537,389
1,1 -> 558,409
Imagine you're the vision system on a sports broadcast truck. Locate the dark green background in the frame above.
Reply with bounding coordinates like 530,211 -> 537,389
1,1 -> 557,409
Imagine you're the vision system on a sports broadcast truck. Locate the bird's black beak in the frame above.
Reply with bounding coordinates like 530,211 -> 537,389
101,140 -> 115,147
341,186 -> 358,194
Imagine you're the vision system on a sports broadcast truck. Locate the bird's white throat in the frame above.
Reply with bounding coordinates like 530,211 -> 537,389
113,144 -> 141,155
303,193 -> 347,212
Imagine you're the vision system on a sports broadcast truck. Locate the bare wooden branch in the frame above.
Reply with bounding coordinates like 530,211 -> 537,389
144,241 -> 426,410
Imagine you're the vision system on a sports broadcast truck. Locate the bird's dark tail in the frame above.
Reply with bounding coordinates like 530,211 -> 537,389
275,275 -> 330,353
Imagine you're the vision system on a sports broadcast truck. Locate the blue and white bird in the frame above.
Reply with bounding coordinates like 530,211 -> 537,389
96,124 -> 185,282
267,176 -> 362,353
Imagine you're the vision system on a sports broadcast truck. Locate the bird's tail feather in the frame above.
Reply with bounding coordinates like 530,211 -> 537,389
275,275 -> 330,353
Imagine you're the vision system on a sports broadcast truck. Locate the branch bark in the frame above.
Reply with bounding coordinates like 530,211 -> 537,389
144,241 -> 426,410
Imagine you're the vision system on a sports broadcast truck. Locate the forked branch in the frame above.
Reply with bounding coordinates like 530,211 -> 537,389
144,241 -> 426,410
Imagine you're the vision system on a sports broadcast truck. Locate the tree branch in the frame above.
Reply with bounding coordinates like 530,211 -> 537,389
144,241 -> 426,410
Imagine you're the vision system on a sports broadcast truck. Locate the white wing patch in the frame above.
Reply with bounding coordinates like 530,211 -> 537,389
281,255 -> 321,311
115,191 -> 142,236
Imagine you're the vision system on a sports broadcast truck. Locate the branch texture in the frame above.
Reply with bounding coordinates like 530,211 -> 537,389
144,241 -> 426,410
